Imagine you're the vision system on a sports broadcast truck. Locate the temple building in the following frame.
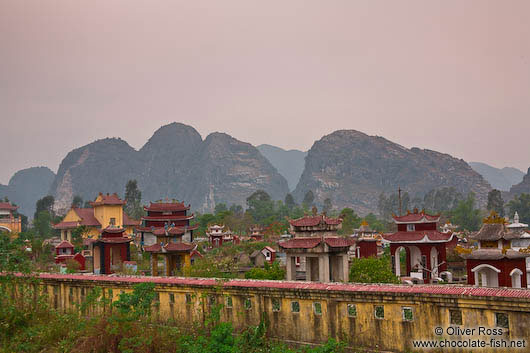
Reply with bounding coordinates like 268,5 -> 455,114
279,213 -> 351,283
91,226 -> 132,274
461,212 -> 530,288
53,193 -> 139,241
138,201 -> 198,276
207,224 -> 237,247
54,240 -> 86,271
137,201 -> 197,246
0,201 -> 21,235
382,209 -> 455,283
248,225 -> 264,241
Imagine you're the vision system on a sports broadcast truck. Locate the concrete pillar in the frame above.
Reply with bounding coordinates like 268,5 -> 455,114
286,256 -> 296,281
319,255 -> 330,283
342,255 -> 349,282
165,255 -> 171,276
67,230 -> 72,243
481,272 -> 487,287
305,257 -> 312,281
152,254 -> 158,276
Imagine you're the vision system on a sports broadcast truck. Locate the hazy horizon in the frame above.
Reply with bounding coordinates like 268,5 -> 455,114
2,1 -> 530,184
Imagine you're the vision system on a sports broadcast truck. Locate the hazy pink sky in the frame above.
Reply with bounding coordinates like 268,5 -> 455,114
1,1 -> 530,184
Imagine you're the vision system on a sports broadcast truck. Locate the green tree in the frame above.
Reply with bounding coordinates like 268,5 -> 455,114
34,195 -> 54,219
246,190 -> 275,224
449,192 -> 482,231
245,261 -> 285,280
71,195 -> 83,208
487,189 -> 505,217
284,193 -> 296,210
229,204 -> 244,215
349,257 -> 399,284
322,198 -> 332,214
214,203 -> 228,215
302,190 -> 314,208
124,179 -> 143,219
507,193 -> 530,224
338,208 -> 361,235
33,210 -> 54,238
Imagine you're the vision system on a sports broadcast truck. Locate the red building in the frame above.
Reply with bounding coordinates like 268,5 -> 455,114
382,209 -> 455,283
280,213 -> 350,282
54,240 -> 86,270
137,201 -> 197,247
138,201 -> 198,276
248,225 -> 264,241
462,212 -> 530,288
91,226 -> 132,274
207,224 -> 237,247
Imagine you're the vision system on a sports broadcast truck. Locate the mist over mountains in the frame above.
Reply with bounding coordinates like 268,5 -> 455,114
3,122 -> 530,218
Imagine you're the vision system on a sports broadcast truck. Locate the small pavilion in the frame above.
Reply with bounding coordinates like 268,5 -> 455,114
0,201 -> 21,235
279,213 -> 351,282
91,226 -> 132,274
54,240 -> 86,270
382,209 -> 455,283
207,224 -> 237,247
462,212 -> 530,288
248,225 -> 264,241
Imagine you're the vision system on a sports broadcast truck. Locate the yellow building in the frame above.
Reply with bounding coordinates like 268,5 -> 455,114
53,193 -> 139,242
0,201 -> 22,235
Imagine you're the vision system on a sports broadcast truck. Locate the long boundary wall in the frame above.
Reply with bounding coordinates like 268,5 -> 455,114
11,273 -> 530,352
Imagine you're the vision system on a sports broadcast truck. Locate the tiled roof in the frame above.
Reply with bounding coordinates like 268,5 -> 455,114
56,240 -> 74,249
123,213 -> 140,226
289,215 -> 342,227
469,223 -> 523,241
29,273 -> 530,299
143,242 -> 195,252
279,237 -> 353,249
101,227 -> 126,234
279,237 -> 321,249
144,243 -> 162,252
462,249 -> 530,260
393,210 -> 440,224
142,215 -> 194,221
96,237 -> 131,244
53,221 -> 79,230
73,208 -> 101,226
165,242 -> 195,252
324,237 -> 355,247
382,230 -> 452,243
0,202 -> 18,211
144,202 -> 190,212
90,193 -> 125,206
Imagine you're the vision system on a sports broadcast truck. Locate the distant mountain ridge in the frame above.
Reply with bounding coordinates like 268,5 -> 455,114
468,162 -> 524,191
0,167 -> 56,217
50,123 -> 289,213
293,130 -> 491,215
509,167 -> 530,196
256,144 -> 307,191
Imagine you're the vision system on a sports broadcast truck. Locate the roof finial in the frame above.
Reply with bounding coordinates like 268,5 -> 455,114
514,211 -> 520,224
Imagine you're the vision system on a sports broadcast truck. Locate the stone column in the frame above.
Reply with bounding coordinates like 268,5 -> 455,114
67,230 -> 72,243
319,254 -> 330,283
342,255 -> 349,282
165,255 -> 170,276
481,272 -> 488,287
286,255 -> 296,281
305,257 -> 312,281
152,254 -> 158,276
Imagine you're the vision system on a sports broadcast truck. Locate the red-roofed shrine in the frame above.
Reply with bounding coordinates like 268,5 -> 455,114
139,200 -> 198,276
280,213 -> 348,282
383,209 -> 455,283
91,226 -> 132,274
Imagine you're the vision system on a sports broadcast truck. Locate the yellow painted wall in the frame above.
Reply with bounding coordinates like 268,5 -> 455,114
93,204 -> 123,229
24,276 -> 530,353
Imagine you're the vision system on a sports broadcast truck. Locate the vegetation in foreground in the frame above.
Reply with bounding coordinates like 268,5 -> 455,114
0,277 -> 349,353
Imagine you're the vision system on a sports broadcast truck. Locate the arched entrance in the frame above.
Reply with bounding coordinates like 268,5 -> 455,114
394,246 -> 406,277
510,268 -> 523,288
0,225 -> 11,233
472,264 -> 500,287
